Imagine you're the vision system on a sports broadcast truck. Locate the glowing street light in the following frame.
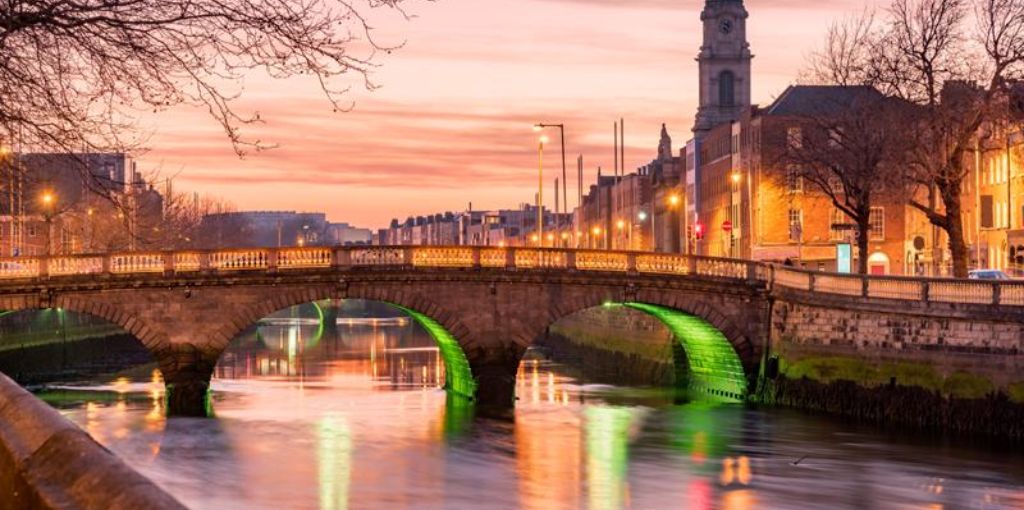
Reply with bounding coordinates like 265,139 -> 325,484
668,194 -> 681,208
536,133 -> 550,244
731,172 -> 742,184
638,211 -> 648,222
40,191 -> 55,206
616,220 -> 626,230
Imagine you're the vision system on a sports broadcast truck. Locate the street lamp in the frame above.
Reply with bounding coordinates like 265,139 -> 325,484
729,172 -> 742,258
638,210 -> 652,252
40,191 -> 56,256
534,123 -> 568,232
592,226 -> 604,250
537,134 -> 550,245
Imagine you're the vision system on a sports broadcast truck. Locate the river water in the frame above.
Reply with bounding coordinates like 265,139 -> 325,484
32,307 -> 1024,510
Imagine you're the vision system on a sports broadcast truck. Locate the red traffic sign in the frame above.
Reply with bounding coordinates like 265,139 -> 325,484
722,220 -> 733,232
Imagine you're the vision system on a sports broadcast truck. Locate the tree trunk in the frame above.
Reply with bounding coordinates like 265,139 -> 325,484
857,216 -> 871,275
942,188 -> 970,278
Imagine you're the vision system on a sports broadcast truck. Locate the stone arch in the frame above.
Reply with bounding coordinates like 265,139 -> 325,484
0,297 -> 164,387
36,295 -> 169,352
533,289 -> 757,368
217,285 -> 479,400
531,288 -> 756,399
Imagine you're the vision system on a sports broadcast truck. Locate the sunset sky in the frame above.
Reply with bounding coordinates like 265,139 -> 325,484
142,0 -> 867,229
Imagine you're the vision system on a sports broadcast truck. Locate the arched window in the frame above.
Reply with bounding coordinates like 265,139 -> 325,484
719,70 -> 735,107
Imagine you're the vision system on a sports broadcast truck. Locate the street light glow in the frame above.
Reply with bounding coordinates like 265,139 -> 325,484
617,220 -> 626,230
638,211 -> 648,221
41,192 -> 55,205
731,172 -> 742,184
539,134 -> 550,145
592,227 -> 602,236
669,194 -> 681,207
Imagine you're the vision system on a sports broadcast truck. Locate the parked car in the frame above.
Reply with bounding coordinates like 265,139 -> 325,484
968,269 -> 1012,280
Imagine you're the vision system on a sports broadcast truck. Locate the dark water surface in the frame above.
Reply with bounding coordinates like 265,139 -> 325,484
34,313 -> 1024,510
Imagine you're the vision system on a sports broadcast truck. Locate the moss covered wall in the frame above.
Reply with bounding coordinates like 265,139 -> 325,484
771,300 -> 1024,402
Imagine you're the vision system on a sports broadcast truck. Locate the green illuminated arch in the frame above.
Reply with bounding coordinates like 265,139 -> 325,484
390,305 -> 477,400
621,303 -> 748,402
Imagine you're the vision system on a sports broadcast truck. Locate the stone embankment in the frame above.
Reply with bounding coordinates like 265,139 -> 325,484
765,296 -> 1024,442
0,373 -> 185,509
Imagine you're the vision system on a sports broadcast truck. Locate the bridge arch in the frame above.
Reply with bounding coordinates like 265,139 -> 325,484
218,287 -> 478,401
531,291 -> 757,400
0,304 -> 159,389
1,295 -> 169,353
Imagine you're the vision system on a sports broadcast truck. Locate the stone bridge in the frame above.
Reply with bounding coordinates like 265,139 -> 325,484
0,246 -> 1022,416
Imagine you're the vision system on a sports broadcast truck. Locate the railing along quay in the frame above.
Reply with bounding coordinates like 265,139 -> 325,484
0,246 -> 1021,307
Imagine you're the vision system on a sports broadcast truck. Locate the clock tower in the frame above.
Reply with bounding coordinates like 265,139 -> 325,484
693,0 -> 752,137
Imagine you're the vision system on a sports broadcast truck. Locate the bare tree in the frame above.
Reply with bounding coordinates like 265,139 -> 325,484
876,0 -> 1024,277
0,0 -> 419,165
810,0 -> 1024,277
779,89 -> 909,274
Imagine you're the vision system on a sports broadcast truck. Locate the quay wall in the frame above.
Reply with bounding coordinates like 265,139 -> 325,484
0,373 -> 185,510
766,291 -> 1024,442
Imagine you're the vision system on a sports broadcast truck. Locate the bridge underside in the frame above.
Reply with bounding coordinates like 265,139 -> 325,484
622,303 -> 749,402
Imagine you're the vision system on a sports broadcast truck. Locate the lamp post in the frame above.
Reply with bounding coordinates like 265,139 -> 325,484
638,211 -> 649,251
730,172 -> 741,258
40,191 -> 55,256
536,133 -> 549,245
535,123 -> 567,233
668,193 -> 681,253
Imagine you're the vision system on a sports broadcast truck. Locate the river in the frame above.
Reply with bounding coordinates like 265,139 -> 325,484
28,305 -> 1024,510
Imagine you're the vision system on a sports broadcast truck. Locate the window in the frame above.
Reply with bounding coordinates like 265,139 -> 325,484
789,209 -> 803,242
786,165 -> 804,193
981,195 -> 994,229
869,207 -> 885,240
719,71 -> 735,107
787,127 -> 803,152
828,127 -> 844,149
27,225 -> 37,238
830,208 -> 848,241
827,175 -> 844,192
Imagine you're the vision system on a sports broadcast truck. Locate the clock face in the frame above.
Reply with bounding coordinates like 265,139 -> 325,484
719,18 -> 733,34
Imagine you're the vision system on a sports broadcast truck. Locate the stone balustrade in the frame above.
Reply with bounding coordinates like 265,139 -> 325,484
0,246 -> 1022,307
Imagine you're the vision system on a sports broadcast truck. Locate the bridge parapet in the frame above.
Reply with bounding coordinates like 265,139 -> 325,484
2,246 -> 1024,308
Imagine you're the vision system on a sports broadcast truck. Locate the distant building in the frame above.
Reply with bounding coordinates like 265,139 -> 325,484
326,222 -> 372,246
197,211 -> 375,249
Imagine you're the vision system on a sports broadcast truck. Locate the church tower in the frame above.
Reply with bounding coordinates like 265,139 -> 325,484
693,0 -> 752,136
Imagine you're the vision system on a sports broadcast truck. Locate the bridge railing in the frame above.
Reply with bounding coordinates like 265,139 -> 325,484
1,246 -> 1022,307
770,265 -> 1024,306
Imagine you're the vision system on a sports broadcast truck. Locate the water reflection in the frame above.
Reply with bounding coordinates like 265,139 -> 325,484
32,303 -> 1024,510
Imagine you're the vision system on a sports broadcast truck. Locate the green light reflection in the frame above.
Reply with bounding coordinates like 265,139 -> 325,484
623,303 -> 748,402
585,405 -> 635,510
391,305 -> 477,400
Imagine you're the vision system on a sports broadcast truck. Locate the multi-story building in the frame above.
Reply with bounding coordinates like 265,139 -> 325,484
0,152 -> 170,256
